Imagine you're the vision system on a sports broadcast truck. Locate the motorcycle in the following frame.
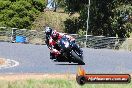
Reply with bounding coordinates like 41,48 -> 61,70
51,35 -> 85,65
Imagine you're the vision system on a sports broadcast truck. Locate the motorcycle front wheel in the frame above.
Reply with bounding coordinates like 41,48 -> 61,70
71,51 -> 85,65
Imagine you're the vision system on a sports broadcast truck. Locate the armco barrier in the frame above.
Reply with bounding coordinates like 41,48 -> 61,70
0,27 -> 132,51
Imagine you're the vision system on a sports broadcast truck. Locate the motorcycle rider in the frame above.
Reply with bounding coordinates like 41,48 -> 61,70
45,27 -> 82,60
45,27 -> 53,47
45,27 -> 64,59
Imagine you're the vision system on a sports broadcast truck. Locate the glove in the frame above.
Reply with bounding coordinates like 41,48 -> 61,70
70,38 -> 75,42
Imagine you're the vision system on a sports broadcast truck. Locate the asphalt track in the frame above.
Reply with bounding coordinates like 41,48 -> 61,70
0,42 -> 132,74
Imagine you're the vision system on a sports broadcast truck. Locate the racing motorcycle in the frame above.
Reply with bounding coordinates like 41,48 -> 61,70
51,35 -> 85,65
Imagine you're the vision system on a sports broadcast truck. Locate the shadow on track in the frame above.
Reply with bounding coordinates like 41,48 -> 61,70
56,63 -> 79,65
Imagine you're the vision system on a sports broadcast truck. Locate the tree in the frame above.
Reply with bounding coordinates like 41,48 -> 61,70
111,4 -> 132,38
32,0 -> 46,12
0,0 -> 46,29
64,0 -> 132,38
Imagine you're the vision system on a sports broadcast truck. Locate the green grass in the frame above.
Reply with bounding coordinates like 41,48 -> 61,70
0,79 -> 132,88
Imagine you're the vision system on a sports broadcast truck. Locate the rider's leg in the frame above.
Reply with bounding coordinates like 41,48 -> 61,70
50,52 -> 56,59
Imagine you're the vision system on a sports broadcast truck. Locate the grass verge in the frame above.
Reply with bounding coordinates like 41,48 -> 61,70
0,74 -> 131,88
0,79 -> 132,88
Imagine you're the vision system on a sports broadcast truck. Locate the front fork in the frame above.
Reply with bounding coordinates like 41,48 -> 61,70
70,42 -> 83,55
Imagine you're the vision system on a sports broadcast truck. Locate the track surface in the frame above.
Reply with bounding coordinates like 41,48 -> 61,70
0,42 -> 132,74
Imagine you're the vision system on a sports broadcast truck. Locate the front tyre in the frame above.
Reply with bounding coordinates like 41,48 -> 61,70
71,51 -> 85,65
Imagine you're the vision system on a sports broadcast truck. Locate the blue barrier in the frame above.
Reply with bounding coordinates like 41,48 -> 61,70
16,36 -> 26,43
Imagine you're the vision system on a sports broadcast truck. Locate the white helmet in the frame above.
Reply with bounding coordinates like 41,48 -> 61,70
45,27 -> 53,36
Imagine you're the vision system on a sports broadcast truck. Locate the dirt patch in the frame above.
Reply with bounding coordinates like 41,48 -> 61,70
0,58 -> 5,65
0,74 -> 76,81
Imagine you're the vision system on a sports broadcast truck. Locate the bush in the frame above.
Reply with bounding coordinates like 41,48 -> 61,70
32,0 -> 46,12
64,17 -> 80,34
0,0 -> 11,10
0,0 -> 46,29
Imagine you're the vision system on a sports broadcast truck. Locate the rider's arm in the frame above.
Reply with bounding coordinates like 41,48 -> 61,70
49,38 -> 60,54
65,35 -> 75,41
49,38 -> 54,50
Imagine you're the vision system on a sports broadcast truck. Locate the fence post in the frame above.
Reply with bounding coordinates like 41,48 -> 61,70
126,38 -> 128,51
11,28 -> 17,42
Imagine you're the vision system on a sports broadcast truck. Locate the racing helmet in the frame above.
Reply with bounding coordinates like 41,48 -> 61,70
45,27 -> 53,36
52,30 -> 59,41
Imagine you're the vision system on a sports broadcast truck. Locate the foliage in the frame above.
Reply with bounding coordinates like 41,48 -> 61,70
32,0 -> 46,12
64,17 -> 80,34
64,0 -> 87,13
64,0 -> 132,38
0,0 -> 11,10
0,0 -> 46,29
111,4 -> 132,38
78,29 -> 86,36
56,0 -> 65,8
